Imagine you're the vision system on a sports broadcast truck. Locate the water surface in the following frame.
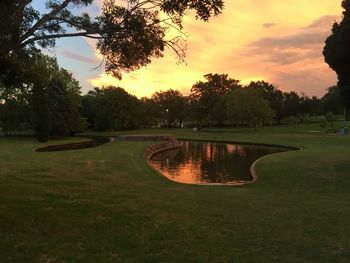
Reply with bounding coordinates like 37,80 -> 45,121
35,137 -> 110,152
150,141 -> 287,184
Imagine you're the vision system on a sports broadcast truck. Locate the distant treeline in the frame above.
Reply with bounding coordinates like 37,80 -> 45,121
0,68 -> 345,137
81,74 -> 345,130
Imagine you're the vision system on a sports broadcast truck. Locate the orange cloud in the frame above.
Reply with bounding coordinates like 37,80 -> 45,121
87,0 -> 342,98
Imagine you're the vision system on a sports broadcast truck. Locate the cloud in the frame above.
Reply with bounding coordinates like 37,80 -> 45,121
244,15 -> 338,65
78,1 -> 342,98
263,23 -> 277,28
59,48 -> 98,64
303,15 -> 339,29
269,66 -> 336,96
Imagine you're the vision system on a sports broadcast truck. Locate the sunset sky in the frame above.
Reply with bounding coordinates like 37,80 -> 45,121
34,0 -> 343,98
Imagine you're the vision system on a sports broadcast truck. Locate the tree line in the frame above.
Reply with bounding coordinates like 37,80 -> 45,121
81,73 -> 345,131
1,67 -> 344,139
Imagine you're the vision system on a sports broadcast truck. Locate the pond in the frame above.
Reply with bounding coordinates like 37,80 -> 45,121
35,137 -> 111,152
150,140 -> 288,184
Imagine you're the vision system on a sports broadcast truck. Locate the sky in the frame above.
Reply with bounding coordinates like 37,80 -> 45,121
34,0 -> 343,98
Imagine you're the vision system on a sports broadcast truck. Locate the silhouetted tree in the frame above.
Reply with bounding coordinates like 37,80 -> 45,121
151,89 -> 187,126
224,88 -> 274,129
190,73 -> 241,125
283,91 -> 300,117
48,77 -> 85,136
323,0 -> 350,109
139,97 -> 160,127
322,86 -> 343,114
82,86 -> 139,130
247,81 -> 284,123
299,94 -> 322,116
32,81 -> 50,142
0,53 -> 84,139
0,0 -> 223,80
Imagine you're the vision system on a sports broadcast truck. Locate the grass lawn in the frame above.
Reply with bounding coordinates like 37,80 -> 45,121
1,125 -> 350,262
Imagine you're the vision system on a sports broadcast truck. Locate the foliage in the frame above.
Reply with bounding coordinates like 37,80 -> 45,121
82,86 -> 140,130
0,53 -> 84,139
190,73 -> 241,124
0,96 -> 31,131
0,0 -> 224,79
282,91 -> 300,117
323,0 -> 350,109
139,97 -> 159,127
299,94 -> 322,116
48,76 -> 85,136
32,81 -> 50,142
322,86 -> 343,114
224,88 -> 274,128
283,116 -> 298,127
247,81 -> 284,123
151,89 -> 187,126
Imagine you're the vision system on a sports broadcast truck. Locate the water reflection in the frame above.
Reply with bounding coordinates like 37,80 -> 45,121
150,141 -> 286,184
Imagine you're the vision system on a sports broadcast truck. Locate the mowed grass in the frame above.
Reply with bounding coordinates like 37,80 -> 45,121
1,126 -> 350,262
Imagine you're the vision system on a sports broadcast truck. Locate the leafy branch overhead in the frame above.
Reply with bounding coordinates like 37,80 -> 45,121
0,0 -> 224,79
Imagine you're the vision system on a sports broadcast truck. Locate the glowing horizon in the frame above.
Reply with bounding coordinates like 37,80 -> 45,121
49,0 -> 343,98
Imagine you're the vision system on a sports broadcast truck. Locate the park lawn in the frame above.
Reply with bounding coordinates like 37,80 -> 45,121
1,127 -> 350,262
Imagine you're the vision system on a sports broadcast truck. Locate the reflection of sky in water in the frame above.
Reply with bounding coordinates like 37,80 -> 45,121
150,141 -> 286,184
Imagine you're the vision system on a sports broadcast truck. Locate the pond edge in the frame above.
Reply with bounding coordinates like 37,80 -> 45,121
150,138 -> 302,186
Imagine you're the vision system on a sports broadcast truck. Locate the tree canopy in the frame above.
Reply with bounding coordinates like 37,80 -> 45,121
323,0 -> 350,109
82,86 -> 140,130
0,0 -> 224,79
151,89 -> 187,126
190,73 -> 241,124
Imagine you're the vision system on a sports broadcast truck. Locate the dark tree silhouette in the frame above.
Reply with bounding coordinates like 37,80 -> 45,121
82,86 -> 140,130
32,81 -> 50,142
190,73 -> 241,125
0,0 -> 224,79
323,0 -> 350,109
247,81 -> 284,123
322,86 -> 343,114
151,89 -> 187,126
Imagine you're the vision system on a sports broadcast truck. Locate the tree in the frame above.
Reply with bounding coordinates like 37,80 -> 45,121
322,86 -> 343,114
247,81 -> 284,123
32,80 -> 50,142
0,0 -> 224,79
48,76 -> 85,136
151,89 -> 187,126
283,91 -> 300,118
323,0 -> 350,109
224,88 -> 274,129
190,73 -> 241,125
0,98 -> 30,131
81,86 -> 140,130
0,53 -> 84,139
299,94 -> 322,117
139,97 -> 160,127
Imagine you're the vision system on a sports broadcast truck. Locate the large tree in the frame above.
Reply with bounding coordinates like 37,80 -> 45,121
81,86 -> 140,130
323,0 -> 350,109
247,81 -> 284,123
0,0 -> 224,79
190,73 -> 241,125
322,86 -> 343,115
224,88 -> 274,129
151,89 -> 187,126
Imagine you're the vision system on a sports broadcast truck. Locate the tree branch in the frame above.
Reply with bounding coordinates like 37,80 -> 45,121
51,16 -> 101,34
20,0 -> 74,43
20,31 -> 102,47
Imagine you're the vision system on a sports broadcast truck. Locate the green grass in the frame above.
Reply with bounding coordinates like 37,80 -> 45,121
1,125 -> 350,262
